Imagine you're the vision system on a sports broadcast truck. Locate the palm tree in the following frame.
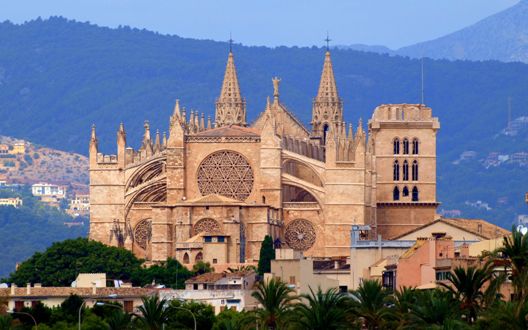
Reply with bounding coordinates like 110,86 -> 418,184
408,289 -> 462,328
135,295 -> 171,330
349,279 -> 392,329
251,278 -> 296,330
440,264 -> 493,323
106,309 -> 134,330
391,286 -> 418,328
499,227 -> 528,302
477,299 -> 528,330
293,287 -> 350,330
0,315 -> 11,330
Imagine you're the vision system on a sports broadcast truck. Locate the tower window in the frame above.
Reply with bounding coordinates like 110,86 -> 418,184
412,161 -> 419,181
402,186 -> 409,197
393,160 -> 400,181
393,138 -> 400,154
412,187 -> 419,201
412,138 -> 419,154
403,160 -> 409,181
403,138 -> 409,154
393,187 -> 400,201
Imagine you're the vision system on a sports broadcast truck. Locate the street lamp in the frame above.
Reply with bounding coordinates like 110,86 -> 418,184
78,295 -> 119,330
8,310 -> 38,329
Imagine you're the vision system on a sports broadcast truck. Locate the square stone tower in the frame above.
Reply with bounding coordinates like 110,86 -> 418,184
368,104 -> 440,239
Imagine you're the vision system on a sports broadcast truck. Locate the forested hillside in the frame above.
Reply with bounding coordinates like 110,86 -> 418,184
0,17 -> 527,227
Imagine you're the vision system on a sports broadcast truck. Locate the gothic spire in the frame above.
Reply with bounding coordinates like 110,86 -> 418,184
215,51 -> 247,127
311,50 -> 344,143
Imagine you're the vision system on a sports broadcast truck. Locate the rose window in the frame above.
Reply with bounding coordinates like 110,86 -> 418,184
134,219 -> 152,250
284,219 -> 316,251
197,150 -> 254,201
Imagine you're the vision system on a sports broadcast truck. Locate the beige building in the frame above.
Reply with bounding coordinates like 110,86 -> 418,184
265,249 -> 351,294
2,274 -> 155,313
160,271 -> 258,314
89,50 -> 440,267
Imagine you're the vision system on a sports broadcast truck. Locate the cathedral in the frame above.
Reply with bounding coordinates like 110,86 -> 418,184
89,50 -> 440,267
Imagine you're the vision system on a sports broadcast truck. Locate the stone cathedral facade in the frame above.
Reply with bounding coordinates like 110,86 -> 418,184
89,50 -> 440,267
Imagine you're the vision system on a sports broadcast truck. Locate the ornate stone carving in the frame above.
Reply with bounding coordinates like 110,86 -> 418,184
197,150 -> 254,201
285,219 -> 316,251
193,218 -> 221,235
134,219 -> 152,250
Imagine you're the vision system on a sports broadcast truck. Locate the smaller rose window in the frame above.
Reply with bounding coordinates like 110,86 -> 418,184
284,219 -> 316,251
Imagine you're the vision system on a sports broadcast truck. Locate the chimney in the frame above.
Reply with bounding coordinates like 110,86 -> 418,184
26,283 -> 31,295
334,260 -> 339,270
92,282 -> 97,295
10,284 -> 16,295
460,244 -> 470,258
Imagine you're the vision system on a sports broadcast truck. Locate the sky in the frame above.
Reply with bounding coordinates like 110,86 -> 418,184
0,0 -> 520,49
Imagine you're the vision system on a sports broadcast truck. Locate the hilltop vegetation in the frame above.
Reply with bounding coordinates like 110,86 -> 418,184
0,186 -> 87,277
0,18 -> 527,227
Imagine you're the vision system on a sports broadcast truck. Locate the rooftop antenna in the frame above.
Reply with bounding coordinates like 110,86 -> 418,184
324,32 -> 331,51
421,57 -> 425,105
229,32 -> 233,53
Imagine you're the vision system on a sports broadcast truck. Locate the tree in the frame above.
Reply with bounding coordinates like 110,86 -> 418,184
0,315 -> 11,330
6,238 -> 143,286
349,279 -> 392,329
212,309 -> 251,330
499,227 -> 528,302
131,258 -> 193,289
408,289 -> 463,328
105,310 -> 134,330
440,264 -> 494,323
251,278 -> 295,330
167,300 -> 215,330
257,235 -> 275,275
192,261 -> 214,276
293,287 -> 350,330
135,295 -> 171,330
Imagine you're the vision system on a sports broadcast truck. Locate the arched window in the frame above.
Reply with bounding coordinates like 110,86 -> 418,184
393,160 -> 400,181
183,253 -> 190,264
403,138 -> 409,154
195,252 -> 203,263
412,138 -> 419,154
393,138 -> 400,154
403,160 -> 409,181
412,186 -> 419,201
412,160 -> 418,181
402,186 -> 409,197
393,187 -> 400,201
323,124 -> 329,145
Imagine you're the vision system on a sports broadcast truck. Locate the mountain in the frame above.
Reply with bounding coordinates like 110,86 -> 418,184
336,44 -> 395,55
398,0 -> 528,63
0,17 -> 527,228
0,136 -> 88,190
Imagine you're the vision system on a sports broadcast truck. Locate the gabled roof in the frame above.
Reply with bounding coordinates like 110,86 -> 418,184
193,125 -> 259,137
185,194 -> 246,205
392,218 -> 509,240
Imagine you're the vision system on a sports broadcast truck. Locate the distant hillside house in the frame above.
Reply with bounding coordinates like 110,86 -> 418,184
0,144 -> 8,155
67,194 -> 90,217
0,197 -> 22,208
9,142 -> 25,155
31,182 -> 66,199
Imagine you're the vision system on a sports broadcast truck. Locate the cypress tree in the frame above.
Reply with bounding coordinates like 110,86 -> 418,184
257,235 -> 276,275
